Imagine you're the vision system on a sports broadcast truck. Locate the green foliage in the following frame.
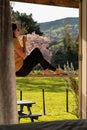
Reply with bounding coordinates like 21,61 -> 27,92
63,24 -> 78,70
18,13 -> 43,35
63,77 -> 79,117
63,63 -> 79,117
51,23 -> 78,70
10,6 -> 43,35
51,45 -> 66,69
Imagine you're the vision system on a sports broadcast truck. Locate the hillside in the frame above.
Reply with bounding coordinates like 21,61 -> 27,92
40,17 -> 79,43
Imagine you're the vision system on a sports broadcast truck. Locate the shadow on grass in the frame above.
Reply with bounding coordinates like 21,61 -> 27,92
16,77 -> 68,92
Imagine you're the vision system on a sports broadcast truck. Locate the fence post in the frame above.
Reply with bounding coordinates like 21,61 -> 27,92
42,89 -> 46,115
20,90 -> 23,111
20,90 -> 22,100
66,88 -> 68,112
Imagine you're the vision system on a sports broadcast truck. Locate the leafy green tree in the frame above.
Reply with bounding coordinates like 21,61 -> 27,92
51,23 -> 78,70
51,45 -> 66,69
19,13 -> 43,35
63,23 -> 78,69
10,6 -> 43,35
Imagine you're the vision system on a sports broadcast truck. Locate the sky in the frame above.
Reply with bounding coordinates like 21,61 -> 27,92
11,2 -> 79,23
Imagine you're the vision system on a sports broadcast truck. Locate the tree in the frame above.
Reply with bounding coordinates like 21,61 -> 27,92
63,23 -> 78,70
51,23 -> 78,70
10,7 -> 43,35
51,45 -> 66,69
19,13 -> 43,35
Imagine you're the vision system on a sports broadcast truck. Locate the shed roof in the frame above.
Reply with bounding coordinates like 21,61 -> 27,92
11,0 -> 79,8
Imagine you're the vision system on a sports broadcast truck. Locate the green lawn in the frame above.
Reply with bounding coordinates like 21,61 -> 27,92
16,77 -> 78,123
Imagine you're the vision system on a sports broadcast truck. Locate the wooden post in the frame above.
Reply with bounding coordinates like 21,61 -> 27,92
42,89 -> 46,115
20,90 -> 22,100
79,0 -> 87,118
66,88 -> 69,112
0,0 -> 18,124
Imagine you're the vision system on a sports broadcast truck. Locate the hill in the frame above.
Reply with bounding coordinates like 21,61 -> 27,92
39,17 -> 79,43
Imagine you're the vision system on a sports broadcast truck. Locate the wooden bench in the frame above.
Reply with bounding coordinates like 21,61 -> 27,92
18,111 -> 42,122
17,100 -> 42,122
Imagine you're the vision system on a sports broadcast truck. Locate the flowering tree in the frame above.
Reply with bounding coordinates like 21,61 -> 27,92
19,32 -> 52,62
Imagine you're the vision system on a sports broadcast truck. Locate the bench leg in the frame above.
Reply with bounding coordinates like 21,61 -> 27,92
30,117 -> 34,122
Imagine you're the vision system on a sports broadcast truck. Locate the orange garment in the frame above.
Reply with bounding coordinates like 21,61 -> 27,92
13,38 -> 23,72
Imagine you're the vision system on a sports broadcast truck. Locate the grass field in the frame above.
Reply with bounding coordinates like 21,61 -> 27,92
16,77 -> 78,123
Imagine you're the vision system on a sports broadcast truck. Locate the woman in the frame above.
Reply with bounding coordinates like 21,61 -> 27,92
12,23 -> 67,76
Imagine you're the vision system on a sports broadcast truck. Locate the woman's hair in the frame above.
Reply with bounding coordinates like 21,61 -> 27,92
12,23 -> 17,38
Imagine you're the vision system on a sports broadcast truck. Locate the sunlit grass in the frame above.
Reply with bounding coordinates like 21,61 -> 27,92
16,77 -> 78,123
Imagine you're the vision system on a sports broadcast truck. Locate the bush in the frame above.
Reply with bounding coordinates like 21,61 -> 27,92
63,63 -> 79,117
